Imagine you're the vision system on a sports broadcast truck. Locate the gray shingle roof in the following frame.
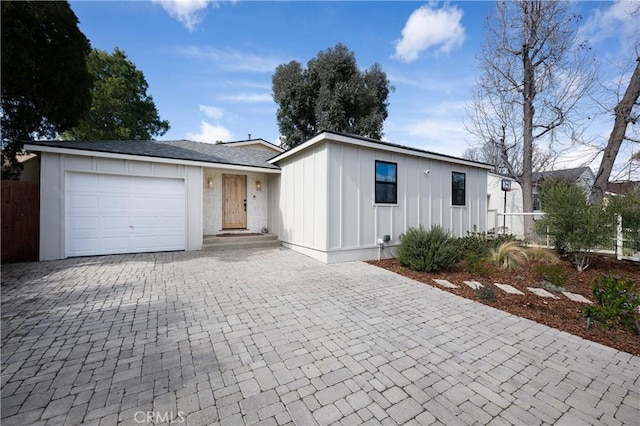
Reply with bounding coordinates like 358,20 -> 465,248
532,167 -> 590,184
25,139 -> 280,169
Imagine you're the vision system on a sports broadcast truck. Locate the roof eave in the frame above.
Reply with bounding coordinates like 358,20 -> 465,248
24,144 -> 281,174
269,131 -> 493,170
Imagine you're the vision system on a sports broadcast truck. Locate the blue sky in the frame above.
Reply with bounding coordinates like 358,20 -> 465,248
70,1 -> 639,178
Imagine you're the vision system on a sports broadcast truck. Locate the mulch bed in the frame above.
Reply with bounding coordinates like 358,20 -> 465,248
367,255 -> 640,356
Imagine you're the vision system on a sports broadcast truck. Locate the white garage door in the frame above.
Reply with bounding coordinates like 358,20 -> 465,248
66,172 -> 185,257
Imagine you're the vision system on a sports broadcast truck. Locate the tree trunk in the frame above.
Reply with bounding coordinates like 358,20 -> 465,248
590,57 -> 640,204
522,44 -> 536,242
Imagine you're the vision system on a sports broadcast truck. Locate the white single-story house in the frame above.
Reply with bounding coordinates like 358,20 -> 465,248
24,131 -> 492,263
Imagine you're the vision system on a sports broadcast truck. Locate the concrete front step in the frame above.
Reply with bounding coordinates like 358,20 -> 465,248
203,233 -> 281,251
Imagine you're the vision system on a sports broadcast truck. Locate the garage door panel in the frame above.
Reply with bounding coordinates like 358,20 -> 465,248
69,195 -> 99,209
68,173 -> 99,190
68,238 -> 99,253
66,172 -> 185,257
101,175 -> 129,190
102,217 -> 130,232
101,195 -> 129,209
68,217 -> 99,231
100,236 -> 132,251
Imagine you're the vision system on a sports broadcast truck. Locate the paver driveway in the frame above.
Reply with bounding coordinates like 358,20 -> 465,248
1,248 -> 639,425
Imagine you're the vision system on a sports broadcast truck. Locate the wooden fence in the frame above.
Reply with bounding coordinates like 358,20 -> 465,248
1,181 -> 39,263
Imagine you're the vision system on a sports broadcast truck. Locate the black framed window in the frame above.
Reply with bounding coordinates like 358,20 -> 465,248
452,172 -> 466,206
375,161 -> 397,204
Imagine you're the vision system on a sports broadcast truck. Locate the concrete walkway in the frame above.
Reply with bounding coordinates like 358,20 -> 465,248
1,248 -> 638,425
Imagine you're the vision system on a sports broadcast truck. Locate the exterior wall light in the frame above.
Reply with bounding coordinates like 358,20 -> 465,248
207,177 -> 214,188
255,180 -> 262,191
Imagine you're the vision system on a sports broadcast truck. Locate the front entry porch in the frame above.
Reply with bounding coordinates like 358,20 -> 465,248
202,232 -> 281,251
203,168 -> 270,235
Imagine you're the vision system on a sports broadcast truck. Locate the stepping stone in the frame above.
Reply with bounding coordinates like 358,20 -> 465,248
561,291 -> 593,304
464,280 -> 484,290
527,287 -> 559,299
432,279 -> 458,289
494,283 -> 525,295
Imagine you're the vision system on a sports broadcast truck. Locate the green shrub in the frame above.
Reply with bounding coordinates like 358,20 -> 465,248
535,179 -> 612,271
583,275 -> 640,332
397,225 -> 457,272
606,188 -> 640,252
454,230 -> 491,260
534,263 -> 568,288
463,252 -> 491,276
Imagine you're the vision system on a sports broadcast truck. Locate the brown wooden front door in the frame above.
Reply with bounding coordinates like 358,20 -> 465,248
222,174 -> 247,229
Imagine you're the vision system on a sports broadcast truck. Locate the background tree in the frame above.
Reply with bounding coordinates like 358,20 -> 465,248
465,1 -> 597,239
272,43 -> 392,149
64,48 -> 169,140
1,0 -> 92,179
462,138 -> 554,176
590,57 -> 640,203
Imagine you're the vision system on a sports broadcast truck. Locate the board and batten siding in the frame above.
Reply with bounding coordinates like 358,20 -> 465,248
270,137 -> 488,263
268,143 -> 328,260
39,152 -> 203,260
325,142 -> 487,262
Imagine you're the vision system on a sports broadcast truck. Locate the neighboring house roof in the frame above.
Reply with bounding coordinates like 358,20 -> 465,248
607,180 -> 640,195
532,166 -> 592,184
24,139 -> 280,171
270,130 -> 493,170
224,139 -> 284,153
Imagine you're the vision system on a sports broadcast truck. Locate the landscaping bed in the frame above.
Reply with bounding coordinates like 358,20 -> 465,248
368,254 -> 640,356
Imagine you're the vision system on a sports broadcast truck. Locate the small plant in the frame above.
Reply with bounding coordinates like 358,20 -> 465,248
463,252 -> 491,276
534,263 -> 568,288
526,246 -> 559,264
454,228 -> 491,260
543,282 -> 568,292
490,241 -> 528,271
489,233 -> 517,249
397,225 -> 457,272
583,275 -> 640,332
475,286 -> 496,302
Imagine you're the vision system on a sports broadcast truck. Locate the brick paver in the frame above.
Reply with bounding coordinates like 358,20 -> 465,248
1,248 -> 638,425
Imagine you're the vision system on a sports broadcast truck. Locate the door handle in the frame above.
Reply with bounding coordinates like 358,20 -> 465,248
244,199 -> 247,212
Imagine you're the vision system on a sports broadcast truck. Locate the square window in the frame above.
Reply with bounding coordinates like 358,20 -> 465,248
375,161 -> 397,204
452,172 -> 466,206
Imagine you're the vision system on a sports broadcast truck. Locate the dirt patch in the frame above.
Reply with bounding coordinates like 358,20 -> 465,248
367,255 -> 640,356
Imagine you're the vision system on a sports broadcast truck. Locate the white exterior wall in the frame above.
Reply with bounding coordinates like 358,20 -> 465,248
487,173 -> 524,239
324,142 -> 487,262
271,139 -> 488,263
202,169 -> 269,234
39,152 -> 203,260
269,143 -> 328,260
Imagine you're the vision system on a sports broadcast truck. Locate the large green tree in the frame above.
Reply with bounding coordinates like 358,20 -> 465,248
272,43 -> 392,149
1,0 -> 92,179
64,48 -> 169,140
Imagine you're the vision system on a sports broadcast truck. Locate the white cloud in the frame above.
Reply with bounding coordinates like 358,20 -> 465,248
153,0 -> 215,32
219,93 -> 273,103
187,120 -> 233,143
394,4 -> 465,63
580,1 -> 639,47
198,104 -> 223,119
178,46 -> 284,72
